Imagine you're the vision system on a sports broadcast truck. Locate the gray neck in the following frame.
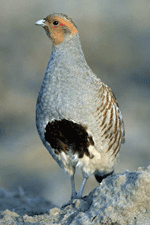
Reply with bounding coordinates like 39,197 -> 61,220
46,33 -> 89,76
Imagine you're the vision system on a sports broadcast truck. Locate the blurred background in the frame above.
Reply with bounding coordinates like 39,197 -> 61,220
0,0 -> 150,207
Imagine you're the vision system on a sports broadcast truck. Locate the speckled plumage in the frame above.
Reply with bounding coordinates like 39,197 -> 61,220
35,13 -> 125,202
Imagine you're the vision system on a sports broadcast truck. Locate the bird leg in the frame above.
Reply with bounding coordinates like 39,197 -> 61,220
61,174 -> 76,209
70,174 -> 77,199
76,177 -> 88,199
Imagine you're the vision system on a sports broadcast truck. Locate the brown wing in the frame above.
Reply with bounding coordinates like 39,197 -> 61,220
94,82 -> 125,158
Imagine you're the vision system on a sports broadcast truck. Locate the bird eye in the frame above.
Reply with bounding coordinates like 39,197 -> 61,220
53,21 -> 59,26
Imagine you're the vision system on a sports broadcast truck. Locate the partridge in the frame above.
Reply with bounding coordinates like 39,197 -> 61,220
35,13 -> 125,202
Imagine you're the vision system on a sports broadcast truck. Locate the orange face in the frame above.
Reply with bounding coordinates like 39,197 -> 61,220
43,15 -> 78,46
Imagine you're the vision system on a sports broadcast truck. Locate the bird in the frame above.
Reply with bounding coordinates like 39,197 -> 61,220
35,13 -> 125,203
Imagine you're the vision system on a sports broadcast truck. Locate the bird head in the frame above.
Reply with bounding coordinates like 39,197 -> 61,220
35,13 -> 78,46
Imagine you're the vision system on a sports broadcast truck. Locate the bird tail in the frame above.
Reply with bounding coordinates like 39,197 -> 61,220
94,171 -> 114,183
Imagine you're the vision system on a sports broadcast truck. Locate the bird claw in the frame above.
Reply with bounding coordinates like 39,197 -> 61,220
61,192 -> 78,209
61,199 -> 73,209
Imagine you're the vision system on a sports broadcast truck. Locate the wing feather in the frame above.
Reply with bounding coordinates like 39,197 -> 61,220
93,82 -> 125,158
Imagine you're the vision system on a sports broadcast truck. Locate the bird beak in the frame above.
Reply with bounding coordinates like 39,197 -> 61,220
35,19 -> 46,26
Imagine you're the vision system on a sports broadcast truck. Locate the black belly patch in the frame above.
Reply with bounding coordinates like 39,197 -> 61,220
44,119 -> 94,158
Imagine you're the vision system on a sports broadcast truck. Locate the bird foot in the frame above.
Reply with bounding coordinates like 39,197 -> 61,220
61,199 -> 74,209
